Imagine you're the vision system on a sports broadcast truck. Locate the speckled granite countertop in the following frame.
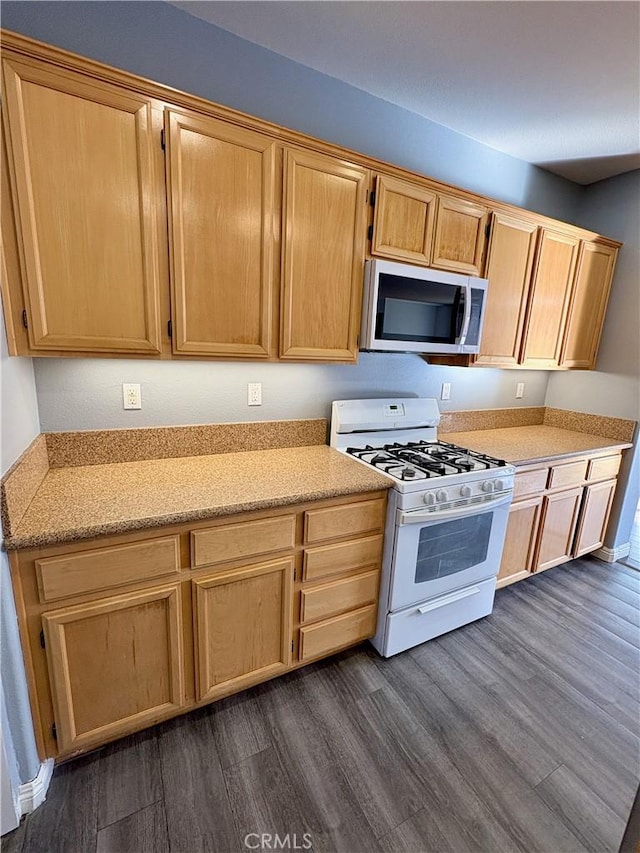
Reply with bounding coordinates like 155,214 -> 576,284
5,446 -> 391,550
440,425 -> 632,467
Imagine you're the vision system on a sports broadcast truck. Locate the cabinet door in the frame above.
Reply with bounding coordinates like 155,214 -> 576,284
476,214 -> 538,366
520,229 -> 579,369
280,148 -> 368,361
370,174 -> 436,265
431,194 -> 488,275
535,487 -> 583,572
560,241 -> 618,369
573,480 -> 616,557
165,110 -> 277,357
193,557 -> 293,702
497,496 -> 543,588
2,58 -> 164,353
42,584 -> 184,753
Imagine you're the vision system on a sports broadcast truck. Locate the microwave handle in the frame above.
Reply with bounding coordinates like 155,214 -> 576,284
458,283 -> 472,345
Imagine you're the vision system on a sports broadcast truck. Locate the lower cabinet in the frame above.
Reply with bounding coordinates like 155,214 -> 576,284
41,584 -> 185,753
193,557 -> 293,702
535,487 -> 583,572
12,490 -> 387,760
574,479 -> 616,557
497,496 -> 543,588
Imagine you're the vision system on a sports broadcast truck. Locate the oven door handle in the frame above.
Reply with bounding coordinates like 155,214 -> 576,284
457,282 -> 472,345
416,585 -> 482,614
397,492 -> 512,525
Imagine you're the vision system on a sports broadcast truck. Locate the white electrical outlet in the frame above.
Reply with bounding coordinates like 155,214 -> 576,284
247,382 -> 262,406
516,382 -> 525,399
440,382 -> 451,401
122,383 -> 142,410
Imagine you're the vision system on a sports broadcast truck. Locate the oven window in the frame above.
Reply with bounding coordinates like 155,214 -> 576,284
415,512 -> 492,582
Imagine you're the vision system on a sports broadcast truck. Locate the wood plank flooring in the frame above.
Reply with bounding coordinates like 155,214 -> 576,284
3,557 -> 639,853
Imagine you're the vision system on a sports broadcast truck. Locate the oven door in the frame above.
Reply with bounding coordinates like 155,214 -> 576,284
388,493 -> 512,611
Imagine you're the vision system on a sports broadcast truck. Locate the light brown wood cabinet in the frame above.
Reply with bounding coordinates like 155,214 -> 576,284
10,490 -> 386,760
432,193 -> 488,275
497,452 -> 623,588
2,56 -> 166,355
280,148 -> 368,361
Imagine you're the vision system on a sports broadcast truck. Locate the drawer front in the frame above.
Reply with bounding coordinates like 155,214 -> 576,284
304,497 -> 386,545
36,536 -> 181,603
303,534 -> 383,582
191,515 -> 296,568
586,454 -> 621,483
299,604 -> 377,661
300,570 -> 379,624
513,467 -> 548,499
548,460 -> 588,491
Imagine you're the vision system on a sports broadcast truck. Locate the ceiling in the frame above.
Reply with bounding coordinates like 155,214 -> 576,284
170,1 -> 640,185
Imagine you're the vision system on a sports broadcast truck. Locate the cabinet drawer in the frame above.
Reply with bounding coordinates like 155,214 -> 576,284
548,460 -> 588,491
586,454 -> 621,483
304,498 -> 386,545
191,515 -> 296,568
36,536 -> 181,603
513,468 -> 548,499
300,570 -> 379,624
303,534 -> 383,582
299,605 -> 377,661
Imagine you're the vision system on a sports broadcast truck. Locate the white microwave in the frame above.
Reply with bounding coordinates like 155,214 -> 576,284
360,259 -> 489,355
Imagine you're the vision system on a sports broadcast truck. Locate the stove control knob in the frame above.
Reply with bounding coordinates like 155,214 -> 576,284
460,485 -> 472,498
423,492 -> 437,506
436,489 -> 449,503
482,480 -> 495,493
494,479 -> 505,492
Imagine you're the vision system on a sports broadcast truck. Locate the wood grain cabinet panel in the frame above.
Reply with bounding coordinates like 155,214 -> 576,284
535,487 -> 583,572
573,480 -> 616,557
193,558 -> 293,702
520,229 -> 579,369
191,515 -> 295,569
165,110 -> 277,357
370,174 -> 436,265
586,454 -> 621,483
36,536 -> 180,603
476,213 -> 538,366
303,534 -> 383,582
560,241 -> 618,369
300,570 -> 379,624
431,194 -> 488,275
496,496 -> 543,588
41,584 -> 185,752
548,460 -> 588,491
280,148 -> 368,361
304,497 -> 386,545
513,468 -> 549,500
299,604 -> 377,662
2,58 -> 164,354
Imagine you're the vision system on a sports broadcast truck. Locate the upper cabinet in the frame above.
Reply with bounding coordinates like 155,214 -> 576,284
520,229 -> 580,369
280,148 -> 368,361
0,34 -> 622,369
165,110 -> 277,358
369,175 -> 488,275
560,241 -> 618,369
2,57 -> 165,354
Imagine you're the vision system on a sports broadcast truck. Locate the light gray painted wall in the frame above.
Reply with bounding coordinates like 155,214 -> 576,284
34,356 -> 549,432
0,311 -> 42,789
546,170 -> 640,549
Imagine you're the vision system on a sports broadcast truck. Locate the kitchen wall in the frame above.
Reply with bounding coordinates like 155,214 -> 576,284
0,310 -> 42,803
546,170 -> 640,550
3,0 -> 583,433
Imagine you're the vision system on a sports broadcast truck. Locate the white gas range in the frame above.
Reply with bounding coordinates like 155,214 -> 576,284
330,398 -> 516,657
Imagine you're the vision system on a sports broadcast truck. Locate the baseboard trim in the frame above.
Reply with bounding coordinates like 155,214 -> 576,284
18,759 -> 54,815
593,542 -> 631,563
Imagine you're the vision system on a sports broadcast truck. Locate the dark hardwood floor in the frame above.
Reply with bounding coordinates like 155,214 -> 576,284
3,557 -> 639,853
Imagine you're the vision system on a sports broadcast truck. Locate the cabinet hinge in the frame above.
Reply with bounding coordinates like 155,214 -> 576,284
40,629 -> 45,649
291,641 -> 294,653
367,225 -> 374,241
370,190 -> 376,207
293,567 -> 296,581
485,223 -> 491,239
51,723 -> 57,741
160,128 -> 166,150
22,309 -> 28,329
167,319 -> 172,339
